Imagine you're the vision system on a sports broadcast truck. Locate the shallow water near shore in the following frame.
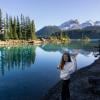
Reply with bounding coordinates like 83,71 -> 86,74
0,41 -> 99,100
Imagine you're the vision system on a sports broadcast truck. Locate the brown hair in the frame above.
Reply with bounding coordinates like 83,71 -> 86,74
59,52 -> 71,69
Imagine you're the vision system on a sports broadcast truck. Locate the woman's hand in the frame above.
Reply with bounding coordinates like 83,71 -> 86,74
57,65 -> 60,69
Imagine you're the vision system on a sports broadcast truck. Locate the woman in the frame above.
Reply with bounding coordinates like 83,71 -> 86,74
57,51 -> 77,100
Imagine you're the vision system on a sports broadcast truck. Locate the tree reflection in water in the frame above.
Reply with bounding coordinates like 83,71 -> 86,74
0,45 -> 36,76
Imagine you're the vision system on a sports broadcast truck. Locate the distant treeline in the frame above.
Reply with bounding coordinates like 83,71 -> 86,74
52,28 -> 100,39
0,9 -> 36,40
36,26 -> 100,39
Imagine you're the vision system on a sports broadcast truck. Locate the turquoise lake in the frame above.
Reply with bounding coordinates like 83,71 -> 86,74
0,41 -> 99,100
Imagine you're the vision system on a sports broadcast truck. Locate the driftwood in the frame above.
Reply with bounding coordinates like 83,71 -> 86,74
28,40 -> 34,44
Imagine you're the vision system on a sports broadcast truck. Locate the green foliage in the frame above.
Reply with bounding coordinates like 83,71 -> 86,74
36,26 -> 61,38
52,29 -> 100,39
3,13 -> 9,40
0,9 -> 2,31
31,20 -> 36,39
12,17 -> 18,39
0,9 -> 36,40
82,36 -> 91,43
9,16 -> 13,39
16,16 -> 22,39
60,31 -> 63,40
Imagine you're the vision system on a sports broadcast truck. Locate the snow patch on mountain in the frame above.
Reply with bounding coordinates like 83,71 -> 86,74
59,19 -> 100,30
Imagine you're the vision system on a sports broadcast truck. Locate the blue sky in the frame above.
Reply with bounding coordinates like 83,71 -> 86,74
0,0 -> 100,30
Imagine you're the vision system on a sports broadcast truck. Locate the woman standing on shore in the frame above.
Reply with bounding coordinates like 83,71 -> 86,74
57,51 -> 77,100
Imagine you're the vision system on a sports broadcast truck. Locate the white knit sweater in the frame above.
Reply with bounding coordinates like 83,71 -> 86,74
58,57 -> 77,80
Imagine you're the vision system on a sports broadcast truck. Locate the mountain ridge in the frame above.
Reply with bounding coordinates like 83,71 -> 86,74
59,19 -> 100,30
36,19 -> 100,39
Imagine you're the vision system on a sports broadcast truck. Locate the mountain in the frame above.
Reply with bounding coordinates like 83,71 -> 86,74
94,21 -> 100,26
36,26 -> 61,38
59,20 -> 100,30
80,20 -> 94,28
83,26 -> 100,32
36,19 -> 100,38
59,19 -> 80,30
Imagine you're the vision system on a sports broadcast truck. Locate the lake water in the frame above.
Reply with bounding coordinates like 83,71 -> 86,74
0,41 -> 99,100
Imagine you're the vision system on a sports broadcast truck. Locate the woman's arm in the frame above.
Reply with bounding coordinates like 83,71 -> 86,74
68,57 -> 77,75
70,49 -> 79,57
57,64 -> 60,69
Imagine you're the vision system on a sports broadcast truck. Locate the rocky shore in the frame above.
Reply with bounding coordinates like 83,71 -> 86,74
42,57 -> 100,100
0,39 -> 44,46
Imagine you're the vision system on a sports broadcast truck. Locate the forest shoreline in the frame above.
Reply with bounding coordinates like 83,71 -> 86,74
0,39 -> 99,47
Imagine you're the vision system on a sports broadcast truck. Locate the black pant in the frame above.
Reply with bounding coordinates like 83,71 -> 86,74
61,79 -> 70,100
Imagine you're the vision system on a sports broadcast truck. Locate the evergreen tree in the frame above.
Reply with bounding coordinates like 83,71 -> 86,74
21,14 -> 26,39
16,16 -> 22,39
31,20 -> 36,39
25,17 -> 31,40
60,31 -> 63,40
13,17 -> 18,39
0,10 -> 36,40
9,16 -> 13,39
6,13 -> 9,32
0,9 -> 2,33
4,13 -> 9,40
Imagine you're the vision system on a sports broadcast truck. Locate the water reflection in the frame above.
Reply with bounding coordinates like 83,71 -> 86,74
0,46 -> 36,76
40,41 -> 98,51
39,41 -> 99,69
39,41 -> 99,56
0,41 -> 99,76
0,41 -> 99,100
